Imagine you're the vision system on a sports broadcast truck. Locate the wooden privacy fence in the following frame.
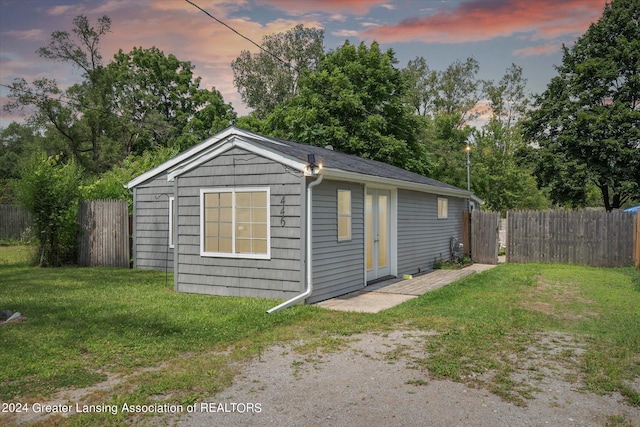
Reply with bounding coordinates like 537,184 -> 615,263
471,210 -> 500,265
78,200 -> 130,267
0,204 -> 32,239
507,210 -> 636,267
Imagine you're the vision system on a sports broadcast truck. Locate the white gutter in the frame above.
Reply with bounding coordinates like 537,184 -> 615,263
267,173 -> 324,313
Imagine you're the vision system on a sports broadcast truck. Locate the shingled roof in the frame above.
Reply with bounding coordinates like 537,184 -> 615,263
242,133 -> 464,192
128,126 -> 477,201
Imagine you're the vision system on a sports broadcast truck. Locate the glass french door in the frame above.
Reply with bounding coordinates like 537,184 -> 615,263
366,189 -> 390,282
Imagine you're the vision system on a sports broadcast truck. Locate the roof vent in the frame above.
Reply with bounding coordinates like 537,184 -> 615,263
324,145 -> 334,151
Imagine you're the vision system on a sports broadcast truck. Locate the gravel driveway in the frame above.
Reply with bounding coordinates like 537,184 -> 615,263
177,330 -> 640,427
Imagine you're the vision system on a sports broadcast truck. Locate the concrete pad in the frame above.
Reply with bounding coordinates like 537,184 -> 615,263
315,291 -> 417,313
315,262 -> 500,313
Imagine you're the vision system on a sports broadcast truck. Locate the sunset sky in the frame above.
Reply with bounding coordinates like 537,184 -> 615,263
0,0 -> 608,128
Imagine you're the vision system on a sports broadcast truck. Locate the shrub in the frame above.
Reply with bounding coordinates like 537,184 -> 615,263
14,153 -> 82,266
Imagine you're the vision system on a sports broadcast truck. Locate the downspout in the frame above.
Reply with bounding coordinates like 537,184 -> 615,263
267,173 -> 324,313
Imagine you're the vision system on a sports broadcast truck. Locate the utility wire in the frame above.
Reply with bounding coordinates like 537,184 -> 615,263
185,0 -> 413,138
185,0 -> 292,70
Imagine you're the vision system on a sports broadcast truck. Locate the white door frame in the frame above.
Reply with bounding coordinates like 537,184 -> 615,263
365,187 -> 397,283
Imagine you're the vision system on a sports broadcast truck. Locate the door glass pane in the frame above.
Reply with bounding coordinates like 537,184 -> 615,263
378,194 -> 388,268
366,194 -> 373,270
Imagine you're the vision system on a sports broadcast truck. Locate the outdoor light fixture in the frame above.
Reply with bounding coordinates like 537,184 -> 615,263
307,153 -> 321,175
465,144 -> 471,192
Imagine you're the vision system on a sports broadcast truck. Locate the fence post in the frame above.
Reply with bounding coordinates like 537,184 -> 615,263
635,216 -> 640,268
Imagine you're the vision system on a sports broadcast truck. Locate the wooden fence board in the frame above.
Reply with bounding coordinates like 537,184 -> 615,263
507,210 -> 635,267
0,204 -> 32,239
78,200 -> 129,267
635,215 -> 640,269
471,210 -> 499,265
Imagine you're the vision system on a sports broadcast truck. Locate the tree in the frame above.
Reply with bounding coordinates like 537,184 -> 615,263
404,57 -> 481,123
232,24 -> 325,119
470,65 -> 549,212
523,0 -> 640,211
266,40 -> 429,174
402,57 -> 481,187
107,46 -> 235,153
14,153 -> 82,266
402,57 -> 438,117
5,15 -> 236,174
0,124 -> 45,203
5,15 -> 116,173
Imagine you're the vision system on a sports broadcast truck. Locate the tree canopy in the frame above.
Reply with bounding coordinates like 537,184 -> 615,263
231,24 -> 324,119
523,0 -> 640,211
4,15 -> 236,175
265,40 -> 429,174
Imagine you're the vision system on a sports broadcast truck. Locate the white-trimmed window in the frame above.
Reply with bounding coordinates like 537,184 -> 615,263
437,197 -> 448,219
338,189 -> 352,241
201,187 -> 270,259
168,197 -> 175,248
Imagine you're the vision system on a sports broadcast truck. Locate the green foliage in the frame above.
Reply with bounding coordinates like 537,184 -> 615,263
108,46 -> 236,154
422,114 -> 471,188
81,146 -> 179,210
404,57 -> 481,186
469,64 -> 549,211
266,40 -> 430,175
523,0 -> 640,211
232,24 -> 325,119
13,153 -> 82,266
4,15 -> 236,177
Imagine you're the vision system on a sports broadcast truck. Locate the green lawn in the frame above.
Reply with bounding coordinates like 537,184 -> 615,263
1,245 -> 638,425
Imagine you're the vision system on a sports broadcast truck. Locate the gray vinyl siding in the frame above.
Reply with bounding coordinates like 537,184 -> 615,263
175,147 -> 305,300
397,189 -> 466,276
133,173 -> 174,271
308,180 -> 365,303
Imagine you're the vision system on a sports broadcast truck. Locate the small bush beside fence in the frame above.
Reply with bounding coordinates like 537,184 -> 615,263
506,210 -> 636,268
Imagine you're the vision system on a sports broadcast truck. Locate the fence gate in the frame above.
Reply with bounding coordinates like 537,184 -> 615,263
78,200 -> 130,267
471,210 -> 500,265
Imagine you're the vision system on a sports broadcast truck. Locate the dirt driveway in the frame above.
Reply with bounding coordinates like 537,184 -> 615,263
177,330 -> 639,427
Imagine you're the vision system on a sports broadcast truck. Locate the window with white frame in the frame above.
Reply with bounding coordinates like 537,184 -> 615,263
201,188 -> 270,259
337,189 -> 352,241
168,197 -> 175,248
437,197 -> 448,219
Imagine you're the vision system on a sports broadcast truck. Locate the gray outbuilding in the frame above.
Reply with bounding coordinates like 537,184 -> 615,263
127,127 -> 478,309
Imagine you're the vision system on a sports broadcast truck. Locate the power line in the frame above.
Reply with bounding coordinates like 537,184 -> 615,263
184,0 -> 292,70
185,0 -> 415,139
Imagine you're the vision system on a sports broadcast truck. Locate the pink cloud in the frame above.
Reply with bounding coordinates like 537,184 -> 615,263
260,0 -> 389,15
362,0 -> 606,45
3,29 -> 46,42
98,3 -> 323,114
513,43 -> 561,57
